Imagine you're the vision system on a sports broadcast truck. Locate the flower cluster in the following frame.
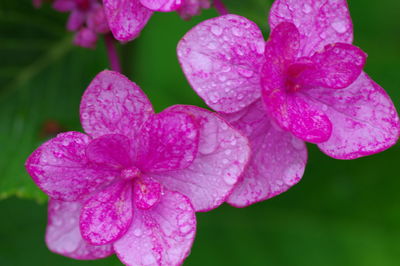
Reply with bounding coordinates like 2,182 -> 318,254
26,70 -> 249,264
27,0 -> 399,265
35,0 -> 110,48
177,0 -> 400,206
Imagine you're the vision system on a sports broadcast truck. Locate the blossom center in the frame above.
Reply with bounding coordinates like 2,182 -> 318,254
121,166 -> 141,180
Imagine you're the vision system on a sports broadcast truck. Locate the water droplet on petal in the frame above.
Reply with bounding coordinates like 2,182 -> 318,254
302,3 -> 312,13
211,25 -> 223,36
331,20 -> 348,33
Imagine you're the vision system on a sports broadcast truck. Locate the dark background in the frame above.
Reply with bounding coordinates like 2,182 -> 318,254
0,0 -> 399,265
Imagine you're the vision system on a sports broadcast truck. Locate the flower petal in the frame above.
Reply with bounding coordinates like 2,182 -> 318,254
178,0 -> 210,20
269,0 -> 353,57
103,0 -> 153,42
46,199 -> 114,260
134,176 -> 163,210
304,72 -> 400,159
152,105 -> 250,211
139,0 -> 183,11
80,181 -> 133,245
265,22 -> 301,66
292,43 -> 367,89
114,189 -> 196,266
86,134 -> 132,169
80,70 -> 154,139
177,14 -> 265,113
261,62 -> 333,143
136,110 -> 200,172
223,100 -> 307,207
25,132 -> 117,201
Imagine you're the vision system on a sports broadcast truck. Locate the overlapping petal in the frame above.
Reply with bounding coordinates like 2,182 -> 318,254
303,72 -> 400,159
292,43 -> 367,89
80,181 -> 133,245
140,0 -> 183,12
103,0 -> 153,42
86,134 -> 132,168
25,132 -> 117,201
80,70 -> 154,139
178,14 -> 265,113
269,0 -> 353,57
136,110 -> 200,172
114,189 -> 196,266
152,105 -> 250,211
178,0 -> 210,20
46,200 -> 114,260
223,100 -> 307,207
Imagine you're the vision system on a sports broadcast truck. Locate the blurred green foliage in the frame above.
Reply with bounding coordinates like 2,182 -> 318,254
0,0 -> 399,265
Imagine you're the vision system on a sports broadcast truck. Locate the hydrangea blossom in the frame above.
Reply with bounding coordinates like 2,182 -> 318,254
102,0 -> 210,42
25,70 -> 249,264
35,0 -> 110,48
177,0 -> 400,207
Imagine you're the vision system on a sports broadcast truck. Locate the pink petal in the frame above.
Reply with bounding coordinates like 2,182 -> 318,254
151,105 -> 250,211
67,9 -> 85,31
86,134 -> 132,169
264,22 -> 300,66
80,181 -> 133,245
304,72 -> 400,159
261,62 -> 333,143
103,0 -> 153,42
25,132 -> 117,201
136,110 -> 200,172
114,189 -> 196,266
177,14 -> 265,113
178,0 -> 210,20
139,0 -> 183,12
46,199 -> 114,260
134,176 -> 162,210
80,70 -> 154,139
223,100 -> 307,207
53,0 -> 75,12
87,4 -> 110,34
74,28 -> 98,49
269,0 -> 353,57
292,43 -> 367,89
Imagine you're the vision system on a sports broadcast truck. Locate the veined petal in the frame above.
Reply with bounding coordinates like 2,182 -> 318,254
152,105 -> 250,212
134,176 -> 162,210
305,72 -> 400,159
292,43 -> 367,89
140,0 -> 183,11
114,189 -> 196,266
46,200 -> 114,260
103,0 -> 153,42
223,100 -> 307,207
86,134 -> 132,169
269,0 -> 353,57
136,110 -> 200,172
80,70 -> 154,139
80,181 -> 133,245
25,132 -> 117,201
178,14 -> 265,113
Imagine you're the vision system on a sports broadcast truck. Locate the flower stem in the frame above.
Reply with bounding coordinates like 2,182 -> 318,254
104,34 -> 122,73
214,0 -> 228,15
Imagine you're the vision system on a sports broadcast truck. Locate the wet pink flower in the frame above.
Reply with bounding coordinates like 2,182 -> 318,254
177,0 -> 400,207
36,0 -> 110,48
25,70 -> 249,264
102,0 -> 210,42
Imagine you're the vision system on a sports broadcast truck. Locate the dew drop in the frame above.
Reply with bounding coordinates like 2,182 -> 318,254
331,20 -> 347,33
211,25 -> 223,36
302,3 -> 312,14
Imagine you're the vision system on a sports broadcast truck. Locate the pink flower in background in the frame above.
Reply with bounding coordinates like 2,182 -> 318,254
25,70 -> 249,264
102,0 -> 210,42
35,0 -> 110,48
177,0 -> 400,207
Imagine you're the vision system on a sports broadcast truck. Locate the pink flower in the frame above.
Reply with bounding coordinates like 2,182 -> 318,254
52,0 -> 110,48
25,70 -> 249,264
102,0 -> 211,42
177,0 -> 400,207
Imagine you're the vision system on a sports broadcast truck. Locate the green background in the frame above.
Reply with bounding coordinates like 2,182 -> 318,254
1,0 -> 400,265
